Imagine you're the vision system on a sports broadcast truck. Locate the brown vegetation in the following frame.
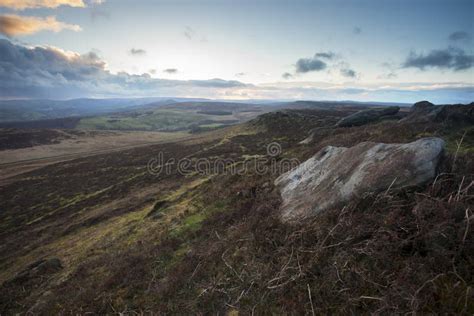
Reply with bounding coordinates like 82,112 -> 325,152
0,106 -> 472,314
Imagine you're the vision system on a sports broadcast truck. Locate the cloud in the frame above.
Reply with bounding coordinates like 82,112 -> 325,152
448,31 -> 471,42
183,26 -> 207,42
129,48 -> 146,56
148,69 -> 157,75
163,68 -> 177,74
340,68 -> 357,78
1,39 -> 471,104
187,78 -> 246,88
402,47 -> 474,71
378,72 -> 397,79
183,26 -> 195,40
353,27 -> 362,35
282,72 -> 293,79
295,55 -> 327,73
90,6 -> 110,21
0,39 -> 250,99
314,51 -> 335,59
0,14 -> 81,37
235,72 -> 245,77
251,81 -> 474,104
0,0 -> 106,10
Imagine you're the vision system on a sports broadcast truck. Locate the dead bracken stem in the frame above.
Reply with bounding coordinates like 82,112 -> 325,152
307,284 -> 315,316
463,208 -> 470,244
222,249 -> 243,282
452,130 -> 467,171
411,273 -> 445,310
455,176 -> 465,202
384,177 -> 398,196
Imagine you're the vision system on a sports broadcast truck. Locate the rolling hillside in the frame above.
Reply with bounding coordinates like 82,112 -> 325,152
0,102 -> 472,314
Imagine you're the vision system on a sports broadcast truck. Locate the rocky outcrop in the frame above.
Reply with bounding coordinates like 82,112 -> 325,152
412,100 -> 435,111
275,137 -> 445,223
401,101 -> 474,124
336,106 -> 400,127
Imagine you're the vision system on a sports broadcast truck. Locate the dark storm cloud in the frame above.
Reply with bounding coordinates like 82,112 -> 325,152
0,39 -> 250,98
163,68 -> 177,74
403,48 -> 474,71
448,31 -> 471,42
129,48 -> 146,55
340,68 -> 356,78
282,72 -> 293,79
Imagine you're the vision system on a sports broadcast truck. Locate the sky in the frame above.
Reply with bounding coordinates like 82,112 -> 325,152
0,0 -> 473,103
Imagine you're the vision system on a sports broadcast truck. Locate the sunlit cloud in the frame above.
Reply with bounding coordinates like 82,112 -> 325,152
0,14 -> 81,36
0,0 -> 104,10
0,0 -> 85,10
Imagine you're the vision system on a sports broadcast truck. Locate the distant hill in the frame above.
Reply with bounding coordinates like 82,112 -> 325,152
0,97 -> 212,122
0,98 -> 413,124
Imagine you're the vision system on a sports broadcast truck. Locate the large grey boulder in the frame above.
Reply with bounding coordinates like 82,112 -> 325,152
275,137 -> 445,223
336,106 -> 400,127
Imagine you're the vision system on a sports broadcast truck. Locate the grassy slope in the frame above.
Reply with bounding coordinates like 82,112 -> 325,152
0,108 -> 473,314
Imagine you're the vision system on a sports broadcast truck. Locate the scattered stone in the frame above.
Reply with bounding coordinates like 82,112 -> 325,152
275,137 -> 445,223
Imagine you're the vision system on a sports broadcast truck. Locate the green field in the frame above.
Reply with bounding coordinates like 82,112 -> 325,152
77,109 -> 238,131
